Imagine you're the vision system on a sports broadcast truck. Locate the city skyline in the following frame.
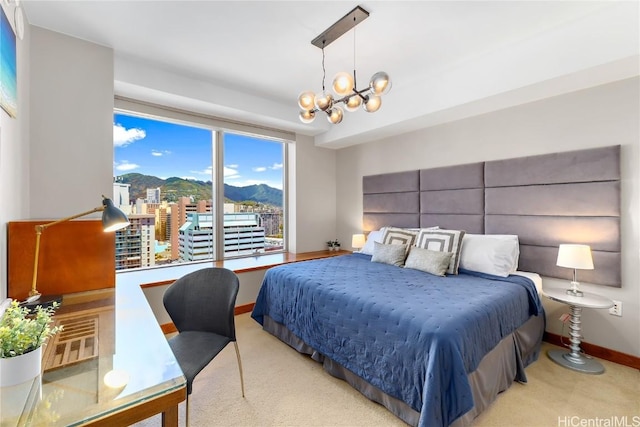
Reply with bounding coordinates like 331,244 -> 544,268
114,113 -> 284,190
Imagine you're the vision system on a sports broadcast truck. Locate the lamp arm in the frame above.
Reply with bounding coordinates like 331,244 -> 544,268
30,205 -> 106,297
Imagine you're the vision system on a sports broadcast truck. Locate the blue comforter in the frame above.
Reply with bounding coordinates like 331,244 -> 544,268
252,253 -> 543,426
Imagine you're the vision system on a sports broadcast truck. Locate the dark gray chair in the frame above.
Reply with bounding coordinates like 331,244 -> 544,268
163,267 -> 245,425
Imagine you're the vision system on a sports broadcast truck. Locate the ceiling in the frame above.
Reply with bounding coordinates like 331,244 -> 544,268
21,1 -> 640,148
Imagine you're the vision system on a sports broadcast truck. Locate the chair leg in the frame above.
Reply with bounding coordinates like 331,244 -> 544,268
186,394 -> 190,427
234,341 -> 245,398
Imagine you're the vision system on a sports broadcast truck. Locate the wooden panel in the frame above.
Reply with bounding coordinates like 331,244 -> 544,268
8,220 -> 116,300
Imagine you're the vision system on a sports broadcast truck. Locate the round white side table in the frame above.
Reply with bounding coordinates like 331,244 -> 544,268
541,287 -> 613,374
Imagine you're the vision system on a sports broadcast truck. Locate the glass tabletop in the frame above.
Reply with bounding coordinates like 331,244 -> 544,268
1,284 -> 185,426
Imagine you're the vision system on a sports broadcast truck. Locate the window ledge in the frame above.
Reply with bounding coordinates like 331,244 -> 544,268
116,250 -> 351,289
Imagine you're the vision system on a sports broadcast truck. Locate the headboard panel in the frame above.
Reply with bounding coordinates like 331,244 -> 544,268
361,146 -> 621,287
419,162 -> 484,233
484,146 -> 621,286
363,170 -> 420,231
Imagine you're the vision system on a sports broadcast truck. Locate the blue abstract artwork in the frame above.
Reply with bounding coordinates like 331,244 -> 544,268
1,6 -> 17,118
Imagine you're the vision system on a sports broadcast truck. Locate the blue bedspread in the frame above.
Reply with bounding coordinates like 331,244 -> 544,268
252,253 -> 543,426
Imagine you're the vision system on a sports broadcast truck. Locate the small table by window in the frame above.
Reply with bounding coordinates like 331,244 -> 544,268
541,287 -> 613,374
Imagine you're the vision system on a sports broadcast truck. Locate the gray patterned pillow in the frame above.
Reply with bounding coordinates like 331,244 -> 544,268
414,229 -> 466,274
404,247 -> 453,276
371,241 -> 408,267
381,227 -> 418,255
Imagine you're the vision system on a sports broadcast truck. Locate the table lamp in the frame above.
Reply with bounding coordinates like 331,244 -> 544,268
25,196 -> 130,309
556,244 -> 594,297
352,234 -> 366,251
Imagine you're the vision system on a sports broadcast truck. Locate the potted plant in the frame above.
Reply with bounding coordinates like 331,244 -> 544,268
326,239 -> 341,251
0,300 -> 62,386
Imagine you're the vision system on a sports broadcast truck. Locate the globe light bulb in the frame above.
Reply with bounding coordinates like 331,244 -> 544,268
344,95 -> 362,112
363,95 -> 382,113
327,106 -> 344,124
297,91 -> 316,111
299,110 -> 316,124
369,72 -> 392,96
315,92 -> 333,111
332,72 -> 354,96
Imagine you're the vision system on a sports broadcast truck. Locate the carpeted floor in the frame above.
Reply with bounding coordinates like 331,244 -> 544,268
134,313 -> 639,427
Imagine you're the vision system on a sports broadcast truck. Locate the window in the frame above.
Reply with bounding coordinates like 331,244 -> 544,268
113,111 -> 287,271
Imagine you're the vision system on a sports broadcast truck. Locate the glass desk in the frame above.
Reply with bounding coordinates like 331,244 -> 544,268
0,283 -> 186,426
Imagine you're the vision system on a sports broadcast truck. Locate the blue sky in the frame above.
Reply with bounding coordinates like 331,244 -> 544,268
114,113 -> 283,189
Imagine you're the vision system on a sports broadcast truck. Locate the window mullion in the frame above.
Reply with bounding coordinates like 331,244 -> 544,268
213,131 -> 225,261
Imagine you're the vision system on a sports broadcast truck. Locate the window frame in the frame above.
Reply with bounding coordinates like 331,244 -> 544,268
113,98 -> 291,270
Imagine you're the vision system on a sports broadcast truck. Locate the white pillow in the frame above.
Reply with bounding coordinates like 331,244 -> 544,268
459,234 -> 520,277
359,228 -> 387,255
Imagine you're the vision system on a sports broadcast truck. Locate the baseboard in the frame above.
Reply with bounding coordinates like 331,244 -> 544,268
543,332 -> 640,370
235,303 -> 255,315
160,303 -> 255,335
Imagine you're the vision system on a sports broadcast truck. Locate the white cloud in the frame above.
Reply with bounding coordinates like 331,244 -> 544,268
189,166 -> 213,176
224,165 -> 239,177
271,163 -> 283,170
115,161 -> 140,172
252,166 -> 267,172
151,150 -> 171,157
114,123 -> 146,147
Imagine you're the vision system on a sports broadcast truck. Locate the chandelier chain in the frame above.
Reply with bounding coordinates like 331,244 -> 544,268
321,42 -> 326,92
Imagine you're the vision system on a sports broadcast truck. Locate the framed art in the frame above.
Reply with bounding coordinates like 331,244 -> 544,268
0,4 -> 17,118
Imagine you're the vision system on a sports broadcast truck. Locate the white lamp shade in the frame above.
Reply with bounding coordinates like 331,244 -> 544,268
352,234 -> 366,249
556,244 -> 594,270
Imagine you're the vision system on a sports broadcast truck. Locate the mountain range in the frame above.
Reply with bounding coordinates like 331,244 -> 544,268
116,173 -> 282,207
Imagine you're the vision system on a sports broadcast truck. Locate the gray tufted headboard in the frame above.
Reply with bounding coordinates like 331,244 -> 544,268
362,146 -> 621,287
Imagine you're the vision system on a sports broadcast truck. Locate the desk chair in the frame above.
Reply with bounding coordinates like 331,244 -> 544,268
163,268 -> 245,426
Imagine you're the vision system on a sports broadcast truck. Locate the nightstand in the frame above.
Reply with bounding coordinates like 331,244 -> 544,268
542,287 -> 613,374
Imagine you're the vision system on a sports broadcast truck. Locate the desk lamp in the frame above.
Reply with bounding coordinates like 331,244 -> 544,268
556,244 -> 594,297
25,196 -> 130,309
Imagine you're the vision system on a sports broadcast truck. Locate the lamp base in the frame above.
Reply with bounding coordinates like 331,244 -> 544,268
547,349 -> 605,374
22,294 -> 63,311
566,288 -> 584,297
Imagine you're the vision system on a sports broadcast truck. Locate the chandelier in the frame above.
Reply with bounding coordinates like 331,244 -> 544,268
297,6 -> 392,125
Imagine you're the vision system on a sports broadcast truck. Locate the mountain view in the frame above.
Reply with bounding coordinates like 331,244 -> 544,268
116,173 -> 283,207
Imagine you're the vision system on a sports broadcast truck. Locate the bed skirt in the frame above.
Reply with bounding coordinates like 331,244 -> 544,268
262,314 -> 544,426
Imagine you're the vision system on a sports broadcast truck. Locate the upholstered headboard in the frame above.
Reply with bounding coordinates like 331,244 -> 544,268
362,146 -> 621,287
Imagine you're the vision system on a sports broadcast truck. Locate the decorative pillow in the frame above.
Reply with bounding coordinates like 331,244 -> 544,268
459,234 -> 520,277
414,229 -> 466,275
359,228 -> 387,255
371,241 -> 408,267
404,247 -> 453,276
381,227 -> 418,254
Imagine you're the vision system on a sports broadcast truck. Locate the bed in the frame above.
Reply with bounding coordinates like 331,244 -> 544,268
251,250 -> 544,426
251,146 -> 620,426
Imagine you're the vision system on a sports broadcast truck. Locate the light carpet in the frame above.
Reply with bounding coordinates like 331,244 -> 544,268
134,313 -> 639,427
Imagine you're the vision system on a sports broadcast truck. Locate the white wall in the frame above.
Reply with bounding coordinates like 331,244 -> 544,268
336,77 -> 640,358
29,27 -> 114,219
289,134 -> 337,253
0,4 -> 30,301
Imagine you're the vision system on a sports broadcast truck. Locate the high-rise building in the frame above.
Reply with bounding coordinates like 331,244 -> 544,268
178,213 -> 214,262
223,213 -> 266,255
113,182 -> 132,214
115,214 -> 156,270
146,187 -> 161,204
178,212 -> 265,261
